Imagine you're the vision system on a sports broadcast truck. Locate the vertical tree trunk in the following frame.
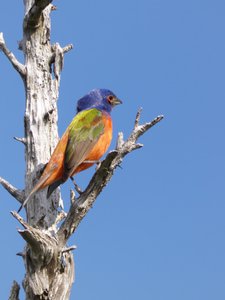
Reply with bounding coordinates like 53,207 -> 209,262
23,1 -> 60,227
20,1 -> 74,299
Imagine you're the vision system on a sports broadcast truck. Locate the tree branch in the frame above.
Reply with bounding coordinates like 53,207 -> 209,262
49,43 -> 73,81
14,136 -> 27,145
116,131 -> 125,149
0,177 -> 25,203
8,280 -> 20,300
62,245 -> 77,254
57,110 -> 164,244
63,44 -> 73,54
24,0 -> 53,29
11,210 -> 30,229
0,33 -> 26,77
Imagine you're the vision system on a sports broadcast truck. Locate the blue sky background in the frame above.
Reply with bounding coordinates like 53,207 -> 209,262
0,0 -> 225,299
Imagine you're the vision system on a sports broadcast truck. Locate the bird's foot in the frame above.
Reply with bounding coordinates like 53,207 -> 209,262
83,159 -> 101,170
83,160 -> 102,170
95,160 -> 102,171
70,177 -> 83,195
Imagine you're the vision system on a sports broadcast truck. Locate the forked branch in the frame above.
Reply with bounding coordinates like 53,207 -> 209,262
57,109 -> 164,244
51,43 -> 73,80
10,211 -> 72,297
11,211 -> 58,264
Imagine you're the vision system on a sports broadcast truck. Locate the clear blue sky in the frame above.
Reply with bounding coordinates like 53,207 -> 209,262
0,0 -> 225,299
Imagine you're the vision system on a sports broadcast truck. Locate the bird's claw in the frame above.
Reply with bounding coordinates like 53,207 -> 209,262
95,160 -> 102,171
74,183 -> 83,195
70,177 -> 83,195
83,159 -> 101,170
117,163 -> 123,169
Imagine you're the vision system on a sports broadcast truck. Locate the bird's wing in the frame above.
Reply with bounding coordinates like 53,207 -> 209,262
64,108 -> 105,178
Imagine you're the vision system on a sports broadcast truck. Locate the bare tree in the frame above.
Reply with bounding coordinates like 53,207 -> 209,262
0,1 -> 163,299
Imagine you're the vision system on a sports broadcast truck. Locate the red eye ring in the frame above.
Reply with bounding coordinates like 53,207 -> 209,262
107,95 -> 114,103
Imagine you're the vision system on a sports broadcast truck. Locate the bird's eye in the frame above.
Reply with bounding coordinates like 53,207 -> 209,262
107,95 -> 114,103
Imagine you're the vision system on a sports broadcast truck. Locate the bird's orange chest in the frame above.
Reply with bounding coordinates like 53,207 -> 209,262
73,114 -> 112,174
42,113 -> 113,181
85,114 -> 112,160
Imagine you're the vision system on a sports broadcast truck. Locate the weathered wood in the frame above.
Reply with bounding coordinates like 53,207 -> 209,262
20,1 -> 75,299
8,281 -> 20,300
0,32 -> 26,77
1,1 -> 75,297
0,176 -> 25,203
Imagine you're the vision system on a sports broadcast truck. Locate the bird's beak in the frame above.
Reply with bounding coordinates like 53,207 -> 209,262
112,97 -> 123,106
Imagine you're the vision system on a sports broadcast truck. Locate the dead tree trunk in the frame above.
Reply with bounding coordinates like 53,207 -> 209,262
0,1 -> 163,299
1,1 -> 74,299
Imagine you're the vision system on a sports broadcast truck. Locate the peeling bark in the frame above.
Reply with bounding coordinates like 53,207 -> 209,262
21,1 -> 74,299
1,1 -> 74,298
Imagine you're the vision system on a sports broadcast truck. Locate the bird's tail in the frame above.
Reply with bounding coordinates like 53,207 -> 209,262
17,172 -> 52,213
47,179 -> 63,198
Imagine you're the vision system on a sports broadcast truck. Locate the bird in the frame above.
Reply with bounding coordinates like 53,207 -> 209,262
18,88 -> 122,213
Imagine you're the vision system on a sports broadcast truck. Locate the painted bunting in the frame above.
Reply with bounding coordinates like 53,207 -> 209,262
18,89 -> 122,212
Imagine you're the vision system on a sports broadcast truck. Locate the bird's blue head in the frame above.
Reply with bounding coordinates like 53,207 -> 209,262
77,89 -> 122,114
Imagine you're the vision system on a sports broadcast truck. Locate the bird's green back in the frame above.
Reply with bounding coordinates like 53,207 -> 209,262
65,108 -> 105,175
